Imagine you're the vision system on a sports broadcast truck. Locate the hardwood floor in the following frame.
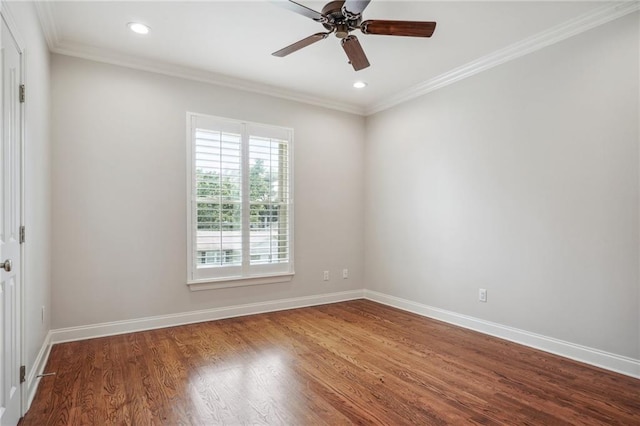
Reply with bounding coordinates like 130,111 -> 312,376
22,300 -> 640,425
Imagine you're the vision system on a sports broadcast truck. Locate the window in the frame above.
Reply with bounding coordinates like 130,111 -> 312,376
187,113 -> 294,289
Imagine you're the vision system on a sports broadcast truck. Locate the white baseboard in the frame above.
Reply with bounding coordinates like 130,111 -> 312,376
364,290 -> 640,379
44,288 -> 639,380
50,290 -> 364,344
26,331 -> 52,410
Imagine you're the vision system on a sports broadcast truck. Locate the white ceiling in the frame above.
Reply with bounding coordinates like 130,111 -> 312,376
37,1 -> 621,114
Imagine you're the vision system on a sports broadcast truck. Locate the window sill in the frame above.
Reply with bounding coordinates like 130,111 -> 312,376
187,273 -> 294,291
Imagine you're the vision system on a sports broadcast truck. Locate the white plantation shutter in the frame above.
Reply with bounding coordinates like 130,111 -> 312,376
188,114 -> 294,285
248,124 -> 291,270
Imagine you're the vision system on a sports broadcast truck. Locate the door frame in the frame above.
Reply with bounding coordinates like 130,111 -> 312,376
0,1 -> 26,417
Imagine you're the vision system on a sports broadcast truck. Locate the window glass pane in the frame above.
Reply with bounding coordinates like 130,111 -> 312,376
248,137 -> 289,265
195,129 -> 242,267
188,114 -> 293,282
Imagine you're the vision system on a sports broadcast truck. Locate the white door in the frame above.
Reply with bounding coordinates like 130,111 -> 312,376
0,11 -> 22,426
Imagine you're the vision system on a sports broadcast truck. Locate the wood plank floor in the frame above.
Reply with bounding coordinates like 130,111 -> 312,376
22,300 -> 640,425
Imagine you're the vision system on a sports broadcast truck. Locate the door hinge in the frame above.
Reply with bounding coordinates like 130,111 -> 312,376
19,84 -> 25,103
19,365 -> 25,383
19,225 -> 25,244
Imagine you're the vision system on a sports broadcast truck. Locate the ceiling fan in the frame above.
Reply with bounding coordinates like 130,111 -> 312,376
272,0 -> 437,71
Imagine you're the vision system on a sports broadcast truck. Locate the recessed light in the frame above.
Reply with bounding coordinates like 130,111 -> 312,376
128,22 -> 150,35
353,81 -> 367,89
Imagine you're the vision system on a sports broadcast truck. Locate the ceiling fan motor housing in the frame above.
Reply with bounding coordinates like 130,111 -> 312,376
272,0 -> 437,72
322,1 -> 362,38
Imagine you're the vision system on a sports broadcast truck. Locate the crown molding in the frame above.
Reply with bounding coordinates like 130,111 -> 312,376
33,0 -> 58,50
366,1 -> 640,116
33,1 -> 638,117
34,0 -> 364,115
51,40 -> 366,115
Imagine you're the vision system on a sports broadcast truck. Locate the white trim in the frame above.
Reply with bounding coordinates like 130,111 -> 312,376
186,112 -> 295,284
34,2 -> 638,117
1,0 -> 23,49
51,40 -> 365,116
46,289 -> 640,379
188,273 -> 294,291
50,290 -> 364,344
26,331 -> 52,409
367,2 -> 640,115
364,290 -> 640,379
33,1 -> 58,50
1,1 -> 28,418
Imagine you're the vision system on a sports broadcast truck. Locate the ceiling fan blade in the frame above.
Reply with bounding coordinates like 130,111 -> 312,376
361,20 -> 437,37
341,35 -> 370,71
342,0 -> 371,17
272,32 -> 330,57
272,1 -> 326,23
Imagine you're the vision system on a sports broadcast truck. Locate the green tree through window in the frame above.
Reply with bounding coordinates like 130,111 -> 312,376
196,171 -> 240,231
197,159 -> 277,231
188,113 -> 293,283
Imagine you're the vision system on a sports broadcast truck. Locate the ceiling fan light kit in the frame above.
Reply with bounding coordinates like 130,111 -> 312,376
272,0 -> 436,71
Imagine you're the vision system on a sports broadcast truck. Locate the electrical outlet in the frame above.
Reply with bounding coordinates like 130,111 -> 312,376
323,271 -> 329,281
479,288 -> 487,303
342,269 -> 348,279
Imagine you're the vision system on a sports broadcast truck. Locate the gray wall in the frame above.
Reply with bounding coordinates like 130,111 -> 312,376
50,11 -> 638,364
51,55 -> 365,328
8,0 -> 52,387
364,13 -> 639,359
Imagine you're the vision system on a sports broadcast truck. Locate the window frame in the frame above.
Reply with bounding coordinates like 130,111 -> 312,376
186,112 -> 295,291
